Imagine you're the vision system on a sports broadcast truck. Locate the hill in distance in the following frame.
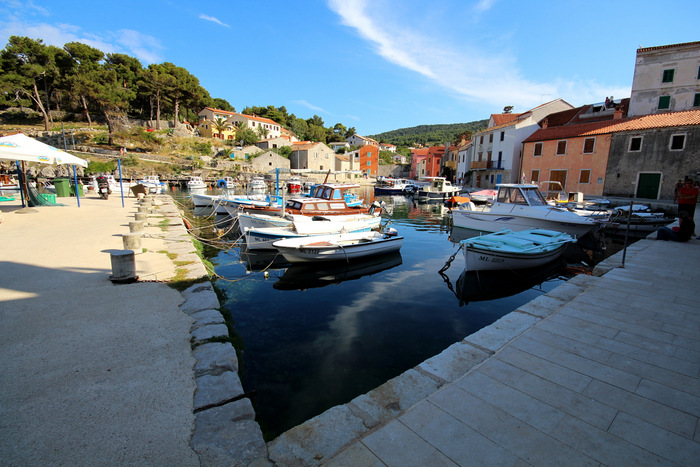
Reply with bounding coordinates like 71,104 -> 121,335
368,120 -> 489,147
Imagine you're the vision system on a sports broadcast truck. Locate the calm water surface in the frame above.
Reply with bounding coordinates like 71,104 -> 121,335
179,186 -> 577,439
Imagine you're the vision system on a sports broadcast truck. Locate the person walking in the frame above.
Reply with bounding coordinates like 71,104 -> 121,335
677,179 -> 699,219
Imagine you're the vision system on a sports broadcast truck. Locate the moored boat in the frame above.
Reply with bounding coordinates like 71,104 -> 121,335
460,228 -> 575,271
244,215 -> 383,250
414,177 -> 461,201
187,176 -> 207,190
273,229 -> 403,262
451,184 -> 599,238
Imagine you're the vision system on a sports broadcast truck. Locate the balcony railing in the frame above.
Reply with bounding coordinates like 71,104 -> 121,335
470,160 -> 503,170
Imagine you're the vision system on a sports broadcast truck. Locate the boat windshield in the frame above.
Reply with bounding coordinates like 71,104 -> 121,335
497,186 -> 547,206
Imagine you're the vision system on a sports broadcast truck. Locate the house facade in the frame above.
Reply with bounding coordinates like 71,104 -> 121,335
254,137 -> 294,151
410,148 -> 428,178
346,134 -> 379,147
456,141 -> 473,185
248,150 -> 291,172
522,119 -> 620,197
289,142 -> 335,171
197,108 -> 237,140
604,110 -> 700,199
228,114 -> 282,140
628,41 -> 700,117
469,99 -> 574,188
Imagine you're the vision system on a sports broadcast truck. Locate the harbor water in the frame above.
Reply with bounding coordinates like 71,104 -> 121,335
177,186 -> 608,439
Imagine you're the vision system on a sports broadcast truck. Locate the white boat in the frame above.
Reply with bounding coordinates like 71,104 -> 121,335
460,229 -> 575,271
236,211 -> 382,233
414,177 -> 461,201
248,177 -> 267,193
187,176 -> 207,190
216,177 -> 236,189
451,184 -> 599,238
273,229 -> 403,262
374,178 -> 419,195
244,215 -> 383,250
138,175 -> 167,193
191,193 -> 229,214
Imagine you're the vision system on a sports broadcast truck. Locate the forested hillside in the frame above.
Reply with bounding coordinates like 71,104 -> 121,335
369,120 -> 489,147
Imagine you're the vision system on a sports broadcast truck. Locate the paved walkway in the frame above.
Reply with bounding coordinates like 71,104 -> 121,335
0,193 -> 202,465
271,234 -> 700,465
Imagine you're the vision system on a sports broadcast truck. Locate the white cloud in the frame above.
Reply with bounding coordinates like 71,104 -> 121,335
199,14 -> 230,28
294,100 -> 330,114
327,0 -> 628,112
0,21 -> 164,64
474,0 -> 497,12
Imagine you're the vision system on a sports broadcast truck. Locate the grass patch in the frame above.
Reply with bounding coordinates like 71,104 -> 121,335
174,260 -> 194,267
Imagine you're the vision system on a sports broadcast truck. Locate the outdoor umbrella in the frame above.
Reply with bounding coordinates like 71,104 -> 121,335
0,133 -> 87,167
0,132 -> 88,208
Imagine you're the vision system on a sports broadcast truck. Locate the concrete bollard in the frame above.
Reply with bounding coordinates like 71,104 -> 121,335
128,221 -> 144,233
109,250 -> 137,283
136,193 -> 145,200
137,206 -> 150,214
135,212 -> 147,222
122,232 -> 142,251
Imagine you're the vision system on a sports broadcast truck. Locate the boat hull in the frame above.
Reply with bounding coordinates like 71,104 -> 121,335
452,207 -> 598,238
273,231 -> 404,262
460,229 -> 574,271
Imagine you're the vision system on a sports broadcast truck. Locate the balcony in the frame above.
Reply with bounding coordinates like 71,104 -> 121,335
470,160 -> 504,170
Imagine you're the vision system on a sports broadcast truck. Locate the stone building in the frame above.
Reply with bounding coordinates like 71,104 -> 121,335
628,41 -> 700,117
248,151 -> 291,173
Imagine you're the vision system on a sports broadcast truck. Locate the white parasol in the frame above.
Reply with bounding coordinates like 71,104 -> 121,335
0,133 -> 87,167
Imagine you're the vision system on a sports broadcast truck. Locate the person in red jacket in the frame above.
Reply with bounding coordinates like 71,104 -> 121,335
677,179 -> 698,219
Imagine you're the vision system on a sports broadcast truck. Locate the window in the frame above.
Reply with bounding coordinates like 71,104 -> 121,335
531,170 -> 539,182
662,69 -> 674,83
500,131 -> 505,141
556,140 -> 567,155
366,161 -> 371,166
579,169 -> 591,184
480,135 -> 484,144
489,133 -> 494,143
583,137 -> 596,154
628,136 -> 643,152
533,142 -> 543,156
497,151 -> 502,168
670,134 -> 686,151
658,95 -> 671,109
694,93 -> 700,107
698,66 -> 700,79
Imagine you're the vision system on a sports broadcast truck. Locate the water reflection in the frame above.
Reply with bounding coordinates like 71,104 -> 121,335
450,258 -> 567,306
273,252 -> 403,290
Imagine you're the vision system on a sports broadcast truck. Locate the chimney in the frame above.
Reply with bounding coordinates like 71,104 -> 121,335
541,118 -> 549,129
613,109 -> 623,119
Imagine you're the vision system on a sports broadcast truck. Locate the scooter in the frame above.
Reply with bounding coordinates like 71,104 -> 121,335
97,176 -> 111,200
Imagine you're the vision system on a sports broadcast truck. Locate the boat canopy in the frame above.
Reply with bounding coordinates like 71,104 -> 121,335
496,184 -> 547,206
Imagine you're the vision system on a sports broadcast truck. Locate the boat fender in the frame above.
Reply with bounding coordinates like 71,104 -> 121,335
217,179 -> 226,188
311,216 -> 330,222
183,217 -> 193,231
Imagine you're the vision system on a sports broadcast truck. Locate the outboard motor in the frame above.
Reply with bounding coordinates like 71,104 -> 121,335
383,227 -> 398,238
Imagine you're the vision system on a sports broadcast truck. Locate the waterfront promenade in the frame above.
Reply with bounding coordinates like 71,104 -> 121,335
1,192 -> 699,466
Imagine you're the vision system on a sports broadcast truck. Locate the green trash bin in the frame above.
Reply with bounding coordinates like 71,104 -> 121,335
70,183 -> 84,196
53,178 -> 70,197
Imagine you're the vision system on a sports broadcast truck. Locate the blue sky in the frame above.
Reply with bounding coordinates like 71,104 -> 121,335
1,0 -> 698,136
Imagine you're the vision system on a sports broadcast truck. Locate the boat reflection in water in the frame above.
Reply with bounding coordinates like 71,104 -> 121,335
451,257 -> 567,306
239,250 -> 289,272
273,252 -> 402,291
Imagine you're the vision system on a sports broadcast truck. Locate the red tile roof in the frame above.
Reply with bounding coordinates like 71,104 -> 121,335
523,109 -> 700,143
491,113 -> 523,126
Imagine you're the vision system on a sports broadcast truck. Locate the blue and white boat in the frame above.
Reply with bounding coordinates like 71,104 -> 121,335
460,228 -> 575,271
